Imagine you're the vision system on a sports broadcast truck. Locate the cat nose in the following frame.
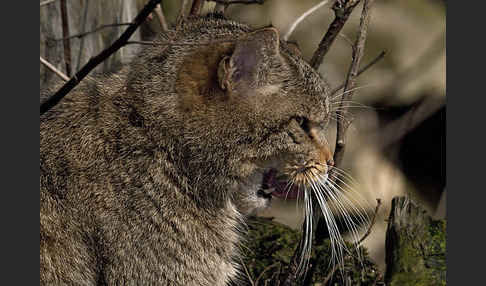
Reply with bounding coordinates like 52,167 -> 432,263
308,123 -> 333,168
315,137 -> 332,166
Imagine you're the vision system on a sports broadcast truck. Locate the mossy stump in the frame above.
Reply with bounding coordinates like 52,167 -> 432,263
385,196 -> 446,286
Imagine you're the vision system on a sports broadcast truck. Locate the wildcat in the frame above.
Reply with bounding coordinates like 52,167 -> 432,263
40,15 -> 337,285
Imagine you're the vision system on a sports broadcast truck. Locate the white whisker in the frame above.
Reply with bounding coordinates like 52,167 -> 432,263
329,84 -> 375,101
329,172 -> 373,221
313,180 -> 345,272
327,174 -> 371,228
296,183 -> 314,276
329,166 -> 359,185
323,181 -> 366,263
284,179 -> 294,201
320,177 -> 361,245
305,171 -> 344,270
290,164 -> 372,280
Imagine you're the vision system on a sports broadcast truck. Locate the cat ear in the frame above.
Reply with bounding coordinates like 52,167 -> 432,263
217,27 -> 280,94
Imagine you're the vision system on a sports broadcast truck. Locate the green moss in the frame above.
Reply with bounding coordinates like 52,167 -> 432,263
425,219 -> 446,284
240,217 -> 383,285
385,197 -> 446,286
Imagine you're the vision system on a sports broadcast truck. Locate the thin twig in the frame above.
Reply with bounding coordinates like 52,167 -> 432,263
40,56 -> 69,82
60,0 -> 72,77
40,0 -> 163,116
310,0 -> 361,70
280,232 -> 308,285
333,0 -> 375,169
125,40 -> 156,45
190,0 -> 205,15
322,265 -> 337,285
40,0 -> 57,6
331,50 -> 386,96
176,0 -> 190,26
362,34 -> 445,149
54,23 -> 132,41
337,32 -> 355,49
283,0 -> 330,41
254,263 -> 279,285
356,198 -> 381,246
239,257 -> 255,286
154,4 -> 169,32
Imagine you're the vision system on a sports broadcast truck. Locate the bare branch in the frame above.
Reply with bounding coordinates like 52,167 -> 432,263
40,0 -> 163,116
254,263 -> 279,285
125,40 -> 156,46
55,23 -> 132,41
40,56 -> 69,82
60,0 -> 72,76
332,34 -> 444,150
356,198 -> 381,246
40,0 -> 57,6
176,0 -> 191,26
310,0 -> 361,70
190,0 -> 205,15
337,32 -> 354,48
154,4 -> 169,32
283,0 -> 330,41
333,0 -> 375,168
331,50 -> 386,96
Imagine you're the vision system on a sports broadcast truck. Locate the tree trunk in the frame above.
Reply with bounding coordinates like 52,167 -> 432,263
385,196 -> 446,285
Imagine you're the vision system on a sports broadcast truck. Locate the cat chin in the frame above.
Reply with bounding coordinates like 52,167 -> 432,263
234,171 -> 272,216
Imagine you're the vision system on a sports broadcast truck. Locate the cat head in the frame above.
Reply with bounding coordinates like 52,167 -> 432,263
127,17 -> 334,200
176,25 -> 333,191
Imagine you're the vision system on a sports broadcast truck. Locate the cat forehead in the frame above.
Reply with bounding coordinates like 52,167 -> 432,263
275,48 -> 331,120
278,49 -> 329,96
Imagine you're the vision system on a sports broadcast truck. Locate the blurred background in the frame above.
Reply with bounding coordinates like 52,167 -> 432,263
40,0 -> 446,273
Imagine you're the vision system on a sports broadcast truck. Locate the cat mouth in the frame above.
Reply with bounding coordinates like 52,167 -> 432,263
258,168 -> 329,200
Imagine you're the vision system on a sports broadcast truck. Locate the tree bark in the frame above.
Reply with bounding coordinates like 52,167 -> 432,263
385,196 -> 446,286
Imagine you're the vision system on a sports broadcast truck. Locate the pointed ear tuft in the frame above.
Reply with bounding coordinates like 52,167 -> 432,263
217,28 -> 280,94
